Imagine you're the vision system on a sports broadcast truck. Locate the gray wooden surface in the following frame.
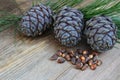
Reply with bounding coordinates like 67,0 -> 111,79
0,0 -> 120,80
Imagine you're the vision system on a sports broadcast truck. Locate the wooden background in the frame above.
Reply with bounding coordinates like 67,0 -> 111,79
0,0 -> 120,80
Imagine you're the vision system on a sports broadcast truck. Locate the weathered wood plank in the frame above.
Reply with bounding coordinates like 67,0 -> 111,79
0,29 -> 120,80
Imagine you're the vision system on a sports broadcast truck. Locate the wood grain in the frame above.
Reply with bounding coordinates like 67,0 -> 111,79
0,0 -> 120,80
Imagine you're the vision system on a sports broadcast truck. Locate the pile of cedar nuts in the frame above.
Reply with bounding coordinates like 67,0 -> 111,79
50,49 -> 102,71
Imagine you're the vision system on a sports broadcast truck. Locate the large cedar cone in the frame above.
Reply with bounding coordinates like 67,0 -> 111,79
84,15 -> 117,52
19,4 -> 53,37
54,7 -> 84,47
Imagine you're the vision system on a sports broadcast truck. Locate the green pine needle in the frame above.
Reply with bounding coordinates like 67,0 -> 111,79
43,0 -> 83,12
0,11 -> 21,32
80,0 -> 120,19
